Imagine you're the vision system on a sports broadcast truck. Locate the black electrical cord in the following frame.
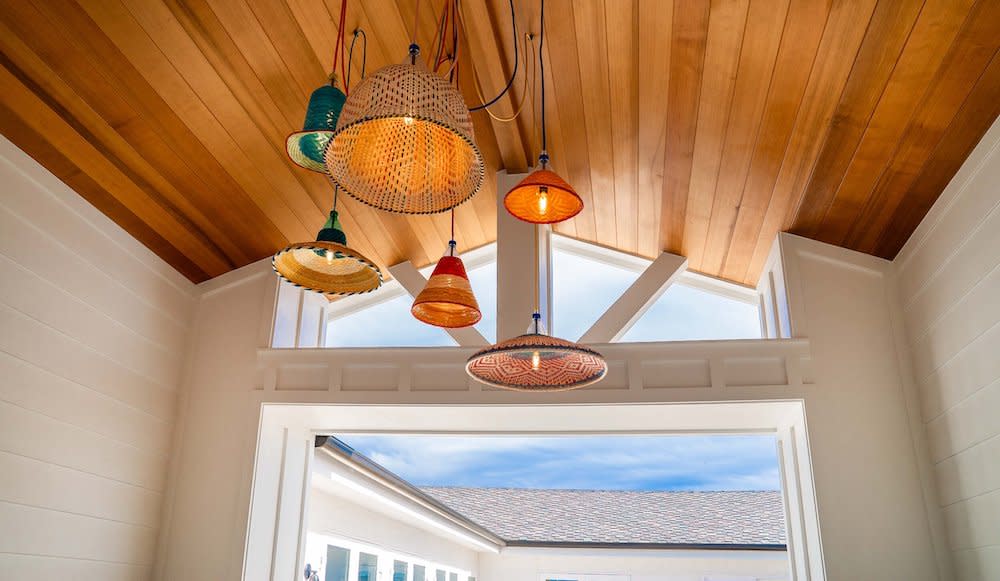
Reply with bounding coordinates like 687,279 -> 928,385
469,0 -> 518,111
346,28 -> 367,88
539,0 -> 546,156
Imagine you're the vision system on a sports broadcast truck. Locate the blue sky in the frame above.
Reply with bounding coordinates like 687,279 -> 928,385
327,242 -> 761,346
334,434 -> 781,492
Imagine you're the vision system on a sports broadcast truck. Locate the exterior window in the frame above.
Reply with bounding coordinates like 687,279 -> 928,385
393,560 -> 408,581
413,565 -> 426,581
449,574 -> 458,581
357,552 -> 378,581
436,570 -> 446,581
325,545 -> 350,581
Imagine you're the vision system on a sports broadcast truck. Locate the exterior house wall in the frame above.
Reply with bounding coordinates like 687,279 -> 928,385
0,137 -> 196,580
478,547 -> 788,581
891,117 -> 1000,580
306,487 -> 479,576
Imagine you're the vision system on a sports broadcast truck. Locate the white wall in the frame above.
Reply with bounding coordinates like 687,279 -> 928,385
307,482 -> 478,575
0,138 -> 196,580
479,547 -> 788,581
891,118 -> 1000,581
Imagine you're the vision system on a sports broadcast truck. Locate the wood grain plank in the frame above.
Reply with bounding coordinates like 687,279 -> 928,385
659,0 -> 711,255
699,0 -> 789,275
743,0 -> 880,284
850,0 -> 1000,253
605,0 -> 640,255
681,0 -> 750,271
636,0 -> 672,259
720,0 -> 831,283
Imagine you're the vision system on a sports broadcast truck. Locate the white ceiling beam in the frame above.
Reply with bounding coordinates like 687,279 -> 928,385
579,252 -> 688,344
388,261 -> 489,347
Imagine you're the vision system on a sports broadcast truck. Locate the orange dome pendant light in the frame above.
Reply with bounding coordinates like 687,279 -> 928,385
503,0 -> 582,225
272,185 -> 383,296
412,211 -> 482,328
325,0 -> 484,215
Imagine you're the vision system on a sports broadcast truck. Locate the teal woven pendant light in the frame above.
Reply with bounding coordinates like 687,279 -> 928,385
286,83 -> 347,173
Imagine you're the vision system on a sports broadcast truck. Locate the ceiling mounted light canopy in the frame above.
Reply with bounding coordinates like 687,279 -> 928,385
272,194 -> 382,296
466,314 -> 607,391
325,45 -> 484,214
286,83 -> 346,173
412,239 -> 482,328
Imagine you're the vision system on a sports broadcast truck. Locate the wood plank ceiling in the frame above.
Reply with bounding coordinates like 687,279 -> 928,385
1,0 -> 998,285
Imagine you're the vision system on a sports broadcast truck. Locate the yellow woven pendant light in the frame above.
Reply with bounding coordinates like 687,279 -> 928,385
325,45 -> 484,214
272,191 -> 383,296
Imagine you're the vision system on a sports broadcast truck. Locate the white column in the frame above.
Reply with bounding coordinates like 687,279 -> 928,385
496,170 -> 552,341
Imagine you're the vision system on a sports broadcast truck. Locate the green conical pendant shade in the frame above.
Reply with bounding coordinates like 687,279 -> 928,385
287,84 -> 347,173
272,210 -> 382,296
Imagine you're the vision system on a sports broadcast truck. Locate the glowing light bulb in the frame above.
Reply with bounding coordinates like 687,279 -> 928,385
537,187 -> 549,215
403,116 -> 415,126
531,351 -> 541,370
325,250 -> 334,265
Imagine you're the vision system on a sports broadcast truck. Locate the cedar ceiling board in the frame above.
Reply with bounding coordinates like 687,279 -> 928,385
817,0 -> 978,247
681,0 -> 749,271
636,0 -> 672,260
0,17 -> 255,267
875,52 -> 1000,258
699,0 -> 789,276
0,0 -> 997,285
605,0 -> 640,256
573,0 -> 619,248
743,0 -> 881,284
719,0 -> 831,283
849,0 -> 1000,253
659,0 -> 711,255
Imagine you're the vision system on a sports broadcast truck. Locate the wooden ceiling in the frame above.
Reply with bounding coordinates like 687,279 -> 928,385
1,0 -> 998,285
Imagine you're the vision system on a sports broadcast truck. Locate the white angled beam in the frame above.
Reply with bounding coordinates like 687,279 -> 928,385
579,252 -> 688,344
388,261 -> 490,347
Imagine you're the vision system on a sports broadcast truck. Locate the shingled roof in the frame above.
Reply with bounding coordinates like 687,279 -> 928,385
420,486 -> 786,548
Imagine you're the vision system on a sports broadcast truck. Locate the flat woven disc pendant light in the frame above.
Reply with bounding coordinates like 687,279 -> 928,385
466,314 -> 607,391
326,45 -> 484,214
412,240 -> 481,328
272,193 -> 383,296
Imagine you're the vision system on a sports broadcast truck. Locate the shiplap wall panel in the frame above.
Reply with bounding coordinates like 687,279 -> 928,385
0,554 -> 149,581
0,138 -> 193,580
894,118 -> 1000,580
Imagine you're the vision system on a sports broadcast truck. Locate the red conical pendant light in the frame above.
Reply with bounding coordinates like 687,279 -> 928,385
412,213 -> 482,328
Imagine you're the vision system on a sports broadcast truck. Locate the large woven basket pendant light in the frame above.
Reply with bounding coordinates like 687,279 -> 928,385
325,42 -> 484,214
412,211 -> 482,328
503,0 -> 582,225
466,225 -> 606,392
272,187 -> 383,296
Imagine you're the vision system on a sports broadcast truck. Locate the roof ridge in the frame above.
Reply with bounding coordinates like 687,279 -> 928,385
419,485 -> 780,494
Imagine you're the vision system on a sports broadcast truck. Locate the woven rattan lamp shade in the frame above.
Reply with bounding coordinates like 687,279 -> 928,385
504,168 -> 583,224
272,211 -> 382,296
412,253 -> 481,328
466,331 -> 607,392
325,61 -> 484,214
286,84 -> 346,173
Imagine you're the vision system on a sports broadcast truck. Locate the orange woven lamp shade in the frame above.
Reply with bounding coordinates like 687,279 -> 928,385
466,328 -> 607,392
412,252 -> 481,328
504,168 -> 583,224
326,60 -> 484,214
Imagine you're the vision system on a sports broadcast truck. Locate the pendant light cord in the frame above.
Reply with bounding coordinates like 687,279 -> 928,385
539,0 -> 547,167
533,224 -> 540,316
449,209 -> 456,256
346,29 -> 367,88
331,0 -> 349,94
467,0 -> 518,111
